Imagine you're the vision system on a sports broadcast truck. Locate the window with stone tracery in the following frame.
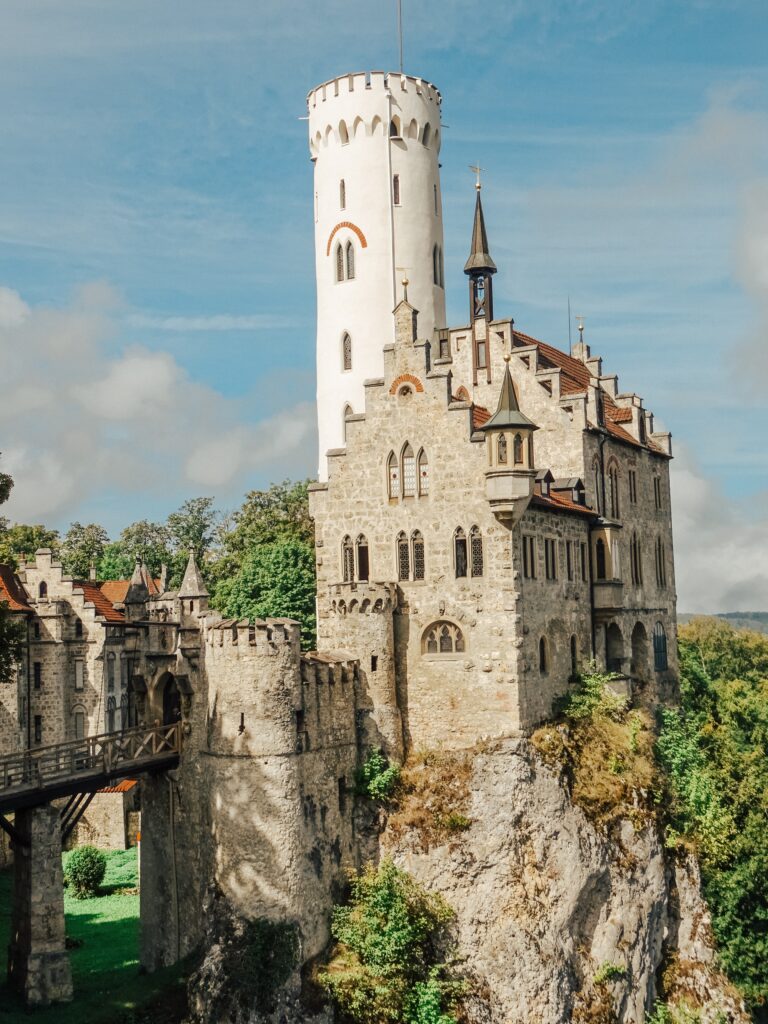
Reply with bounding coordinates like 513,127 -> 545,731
418,449 -> 429,496
422,621 -> 464,655
336,243 -> 344,282
470,526 -> 483,577
342,535 -> 354,582
412,531 -> 425,580
397,532 -> 410,581
346,241 -> 355,280
454,528 -> 468,578
513,433 -> 523,465
387,452 -> 399,499
402,444 -> 416,497
497,434 -> 508,464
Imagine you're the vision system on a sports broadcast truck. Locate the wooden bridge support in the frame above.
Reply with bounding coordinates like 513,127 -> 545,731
7,804 -> 73,1007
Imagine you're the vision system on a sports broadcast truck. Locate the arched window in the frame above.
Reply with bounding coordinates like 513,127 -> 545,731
454,528 -> 468,578
342,404 -> 353,443
539,637 -> 549,674
339,178 -> 346,209
655,537 -> 667,587
389,117 -> 400,138
387,452 -> 400,499
342,332 -> 352,371
412,531 -> 425,581
346,241 -> 355,280
341,536 -> 354,582
397,532 -> 410,581
402,444 -> 416,497
611,539 -> 621,580
422,621 -> 464,655
631,532 -> 643,585
356,535 -> 369,582
418,450 -> 429,496
38,581 -> 47,599
107,652 -> 116,692
470,526 -> 483,578
336,243 -> 344,282
513,434 -> 524,465
570,635 -> 578,679
608,464 -> 620,518
433,244 -> 439,285
107,695 -> 116,733
595,538 -> 607,580
422,123 -> 431,146
653,622 -> 668,671
339,121 -> 349,145
497,434 -> 508,464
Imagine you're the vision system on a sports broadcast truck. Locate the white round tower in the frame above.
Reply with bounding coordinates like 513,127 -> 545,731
308,71 -> 447,478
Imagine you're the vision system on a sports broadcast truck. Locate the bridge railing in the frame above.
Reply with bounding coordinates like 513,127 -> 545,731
0,723 -> 182,796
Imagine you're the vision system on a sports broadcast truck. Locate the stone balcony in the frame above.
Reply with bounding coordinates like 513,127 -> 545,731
592,579 -> 624,619
484,468 -> 535,524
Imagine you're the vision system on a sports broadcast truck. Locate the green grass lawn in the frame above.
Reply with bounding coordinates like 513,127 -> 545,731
0,848 -> 188,1024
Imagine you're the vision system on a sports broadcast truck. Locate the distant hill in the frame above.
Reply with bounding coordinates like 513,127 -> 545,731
678,611 -> 768,634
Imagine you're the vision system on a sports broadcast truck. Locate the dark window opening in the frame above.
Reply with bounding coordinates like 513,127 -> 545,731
357,537 -> 369,582
33,661 -> 41,690
595,539 -> 607,580
34,715 -> 42,743
454,529 -> 467,578
370,655 -> 378,673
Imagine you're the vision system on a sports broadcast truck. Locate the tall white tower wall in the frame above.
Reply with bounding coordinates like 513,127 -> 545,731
308,71 -> 447,478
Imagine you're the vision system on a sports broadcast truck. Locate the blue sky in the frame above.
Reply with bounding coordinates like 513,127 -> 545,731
1,1 -> 767,610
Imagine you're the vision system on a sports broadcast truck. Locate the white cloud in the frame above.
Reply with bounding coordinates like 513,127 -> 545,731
671,445 -> 768,613
0,284 -> 316,526
126,313 -> 299,332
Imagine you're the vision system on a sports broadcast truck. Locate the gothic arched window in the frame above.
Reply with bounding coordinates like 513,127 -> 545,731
342,404 -> 353,443
653,622 -> 668,671
497,434 -> 508,464
608,464 -> 620,519
38,581 -> 47,599
342,332 -> 352,371
454,528 -> 468,579
402,444 -> 416,497
422,621 -> 464,655
341,535 -> 354,583
470,526 -> 483,578
513,434 -> 524,465
422,123 -> 431,147
356,535 -> 369,582
335,243 -> 344,282
412,531 -> 425,581
346,241 -> 355,280
417,449 -> 429,496
397,532 -> 410,581
387,452 -> 400,499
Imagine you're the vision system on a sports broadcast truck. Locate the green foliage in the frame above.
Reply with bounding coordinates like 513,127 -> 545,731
656,619 -> 768,1009
221,479 -> 314,556
645,1000 -> 726,1024
214,537 -> 317,649
0,602 -> 25,684
554,664 -> 628,721
99,520 -> 174,580
0,522 -> 61,569
319,860 -> 462,1024
60,522 -> 110,579
593,962 -> 627,986
65,845 -> 107,899
355,749 -> 401,801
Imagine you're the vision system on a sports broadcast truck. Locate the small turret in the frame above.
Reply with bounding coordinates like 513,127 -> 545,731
481,358 -> 538,524
464,180 -> 496,323
124,557 -> 149,621
177,548 -> 209,620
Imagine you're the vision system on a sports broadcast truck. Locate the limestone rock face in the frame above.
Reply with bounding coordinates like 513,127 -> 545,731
381,739 -> 747,1024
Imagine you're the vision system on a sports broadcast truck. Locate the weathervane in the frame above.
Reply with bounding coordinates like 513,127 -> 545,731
469,163 -> 484,190
576,315 -> 585,342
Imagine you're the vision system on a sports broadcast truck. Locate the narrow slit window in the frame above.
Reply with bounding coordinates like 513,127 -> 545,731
342,536 -> 354,582
418,450 -> 429,496
336,243 -> 344,282
393,174 -> 400,205
346,241 -> 355,280
454,528 -> 468,578
342,332 -> 352,370
357,535 -> 369,582
340,179 -> 346,209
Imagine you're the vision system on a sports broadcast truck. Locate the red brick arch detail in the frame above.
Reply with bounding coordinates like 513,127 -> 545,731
389,373 -> 425,395
326,221 -> 368,256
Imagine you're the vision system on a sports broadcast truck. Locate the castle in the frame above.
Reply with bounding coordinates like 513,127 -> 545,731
0,69 -> 678,1003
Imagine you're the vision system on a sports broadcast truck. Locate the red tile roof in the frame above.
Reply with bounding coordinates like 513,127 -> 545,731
98,779 -> 137,794
0,565 -> 31,612
98,574 -> 161,605
532,491 -> 597,518
74,581 -> 125,623
472,405 -> 491,429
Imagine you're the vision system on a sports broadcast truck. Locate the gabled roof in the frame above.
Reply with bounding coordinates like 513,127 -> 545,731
0,565 -> 31,612
99,573 -> 161,606
74,581 -> 125,623
531,491 -> 597,518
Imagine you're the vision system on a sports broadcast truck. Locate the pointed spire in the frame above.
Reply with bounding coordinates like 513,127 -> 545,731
125,556 -> 150,605
464,188 -> 497,275
480,358 -> 537,432
177,548 -> 209,599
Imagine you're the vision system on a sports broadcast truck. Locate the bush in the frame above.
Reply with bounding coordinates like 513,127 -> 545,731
65,845 -> 107,899
319,860 -> 464,1024
593,962 -> 626,986
355,749 -> 401,801
387,749 -> 474,849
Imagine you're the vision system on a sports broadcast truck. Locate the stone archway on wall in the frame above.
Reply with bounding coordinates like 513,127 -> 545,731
631,622 -> 650,682
605,623 -> 624,675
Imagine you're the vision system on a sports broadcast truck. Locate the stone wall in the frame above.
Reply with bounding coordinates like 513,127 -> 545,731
69,789 -> 136,851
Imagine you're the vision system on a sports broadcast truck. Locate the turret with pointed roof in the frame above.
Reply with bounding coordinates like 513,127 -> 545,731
464,187 -> 497,275
464,182 -> 497,377
177,548 -> 209,600
481,357 -> 538,524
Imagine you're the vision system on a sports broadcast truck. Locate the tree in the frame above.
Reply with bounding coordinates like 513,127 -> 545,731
215,538 -> 316,649
60,522 -> 110,579
166,497 -> 219,586
221,480 -> 314,556
98,519 -> 173,580
0,522 -> 61,570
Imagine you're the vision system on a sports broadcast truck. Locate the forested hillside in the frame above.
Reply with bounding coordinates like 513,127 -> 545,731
658,618 -> 768,1016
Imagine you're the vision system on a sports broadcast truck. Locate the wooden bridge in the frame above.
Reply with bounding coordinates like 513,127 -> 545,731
0,722 -> 181,820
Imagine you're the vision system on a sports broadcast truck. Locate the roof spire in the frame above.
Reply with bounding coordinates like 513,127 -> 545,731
125,556 -> 149,606
177,547 -> 209,599
464,178 -> 497,276
480,357 -> 537,432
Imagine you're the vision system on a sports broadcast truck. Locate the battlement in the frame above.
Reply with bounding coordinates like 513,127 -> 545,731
204,617 -> 301,652
327,581 -> 398,615
300,652 -> 358,689
308,70 -> 442,157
